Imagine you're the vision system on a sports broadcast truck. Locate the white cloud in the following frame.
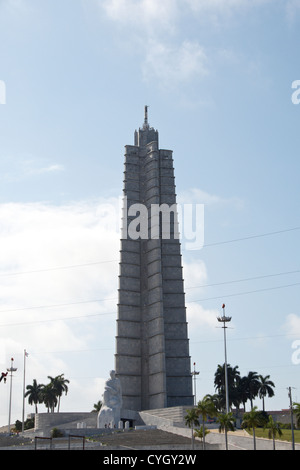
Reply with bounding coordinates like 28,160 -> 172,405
1,155 -> 64,182
283,313 -> 300,336
286,0 -> 300,24
0,198 -> 121,425
178,187 -> 244,209
100,1 -> 209,88
186,302 -> 220,330
29,163 -> 64,176
185,0 -> 271,14
183,259 -> 221,331
100,0 -> 271,28
100,0 -> 179,33
142,40 -> 208,89
97,0 -> 276,91
183,259 -> 208,290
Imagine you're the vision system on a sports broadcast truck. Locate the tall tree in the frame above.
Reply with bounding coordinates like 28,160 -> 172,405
48,374 -> 70,412
245,371 -> 260,409
214,364 -> 240,410
258,375 -> 275,411
242,406 -> 262,450
41,383 -> 58,413
204,393 -> 224,412
197,395 -> 217,450
217,412 -> 235,450
293,402 -> 300,428
24,379 -> 44,414
264,415 -> 282,450
185,408 -> 200,450
235,375 -> 250,411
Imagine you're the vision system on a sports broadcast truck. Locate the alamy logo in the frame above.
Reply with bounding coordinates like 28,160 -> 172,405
291,340 -> 300,365
291,80 -> 300,105
122,197 -> 204,251
0,80 -> 6,104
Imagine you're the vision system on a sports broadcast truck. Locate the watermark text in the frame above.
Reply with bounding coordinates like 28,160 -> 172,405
291,339 -> 300,365
0,80 -> 6,104
291,80 -> 300,104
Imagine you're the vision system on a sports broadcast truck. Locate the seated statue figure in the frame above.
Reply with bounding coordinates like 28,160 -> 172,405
97,370 -> 122,428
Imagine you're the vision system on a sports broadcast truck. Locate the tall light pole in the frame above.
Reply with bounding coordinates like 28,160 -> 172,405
217,304 -> 232,414
288,386 -> 295,450
191,362 -> 200,406
7,357 -> 17,434
22,350 -> 28,434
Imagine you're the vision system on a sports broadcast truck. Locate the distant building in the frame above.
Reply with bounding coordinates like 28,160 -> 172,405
268,409 -> 292,425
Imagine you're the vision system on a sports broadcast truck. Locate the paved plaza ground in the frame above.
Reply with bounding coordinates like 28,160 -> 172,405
0,427 -> 299,451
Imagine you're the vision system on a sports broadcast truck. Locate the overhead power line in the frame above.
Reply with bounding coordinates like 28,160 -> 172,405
185,269 -> 300,290
201,226 -> 300,248
0,280 -> 299,326
0,226 -> 298,278
0,297 -> 117,315
0,259 -> 119,277
189,282 -> 300,302
0,310 -> 115,328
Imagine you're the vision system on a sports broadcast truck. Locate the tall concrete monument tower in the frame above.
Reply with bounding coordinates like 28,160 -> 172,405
115,107 -> 193,411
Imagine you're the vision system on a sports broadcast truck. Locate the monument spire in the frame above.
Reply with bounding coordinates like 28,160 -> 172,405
143,105 -> 149,128
116,110 -> 193,411
134,105 -> 158,147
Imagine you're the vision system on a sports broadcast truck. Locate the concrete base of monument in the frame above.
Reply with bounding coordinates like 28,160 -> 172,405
29,406 -> 193,437
31,409 -> 142,436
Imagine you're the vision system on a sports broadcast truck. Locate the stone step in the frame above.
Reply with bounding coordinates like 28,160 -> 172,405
140,406 -> 193,425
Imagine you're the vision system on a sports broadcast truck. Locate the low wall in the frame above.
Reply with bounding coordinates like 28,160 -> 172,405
34,409 -> 140,435
35,412 -> 97,431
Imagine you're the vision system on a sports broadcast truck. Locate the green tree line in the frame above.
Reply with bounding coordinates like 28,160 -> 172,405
25,374 -> 69,413
213,363 -> 275,412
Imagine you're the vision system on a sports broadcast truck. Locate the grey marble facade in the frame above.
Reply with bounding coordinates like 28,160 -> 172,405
115,108 -> 193,411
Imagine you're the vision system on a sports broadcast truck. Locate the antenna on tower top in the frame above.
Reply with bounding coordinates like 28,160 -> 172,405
144,105 -> 149,128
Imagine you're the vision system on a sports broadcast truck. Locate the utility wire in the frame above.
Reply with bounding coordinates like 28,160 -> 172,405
201,226 -> 300,248
185,269 -> 300,290
9,331 -> 300,356
0,310 -> 115,327
0,226 -> 298,278
0,280 -> 299,326
188,282 -> 300,302
0,259 -> 118,277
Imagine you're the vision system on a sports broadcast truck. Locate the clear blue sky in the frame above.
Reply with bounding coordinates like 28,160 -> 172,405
0,0 -> 299,426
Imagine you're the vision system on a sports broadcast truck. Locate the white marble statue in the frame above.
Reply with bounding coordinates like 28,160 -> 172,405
97,370 -> 122,428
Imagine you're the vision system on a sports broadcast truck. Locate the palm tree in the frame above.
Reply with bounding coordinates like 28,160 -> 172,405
185,408 -> 200,450
214,364 -> 240,410
25,379 -> 44,414
216,412 -> 235,450
214,364 -> 240,394
242,406 -> 262,450
197,395 -> 217,450
205,393 -> 224,412
235,375 -> 249,411
245,371 -> 260,410
41,383 -> 58,412
258,375 -> 275,411
92,400 -> 102,412
293,402 -> 300,428
194,426 -> 210,443
48,374 -> 70,412
264,415 -> 282,450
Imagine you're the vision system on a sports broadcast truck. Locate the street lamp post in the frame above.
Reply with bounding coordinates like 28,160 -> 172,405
22,350 -> 28,434
191,362 -> 200,406
217,304 -> 232,414
288,386 -> 295,451
7,358 -> 17,434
